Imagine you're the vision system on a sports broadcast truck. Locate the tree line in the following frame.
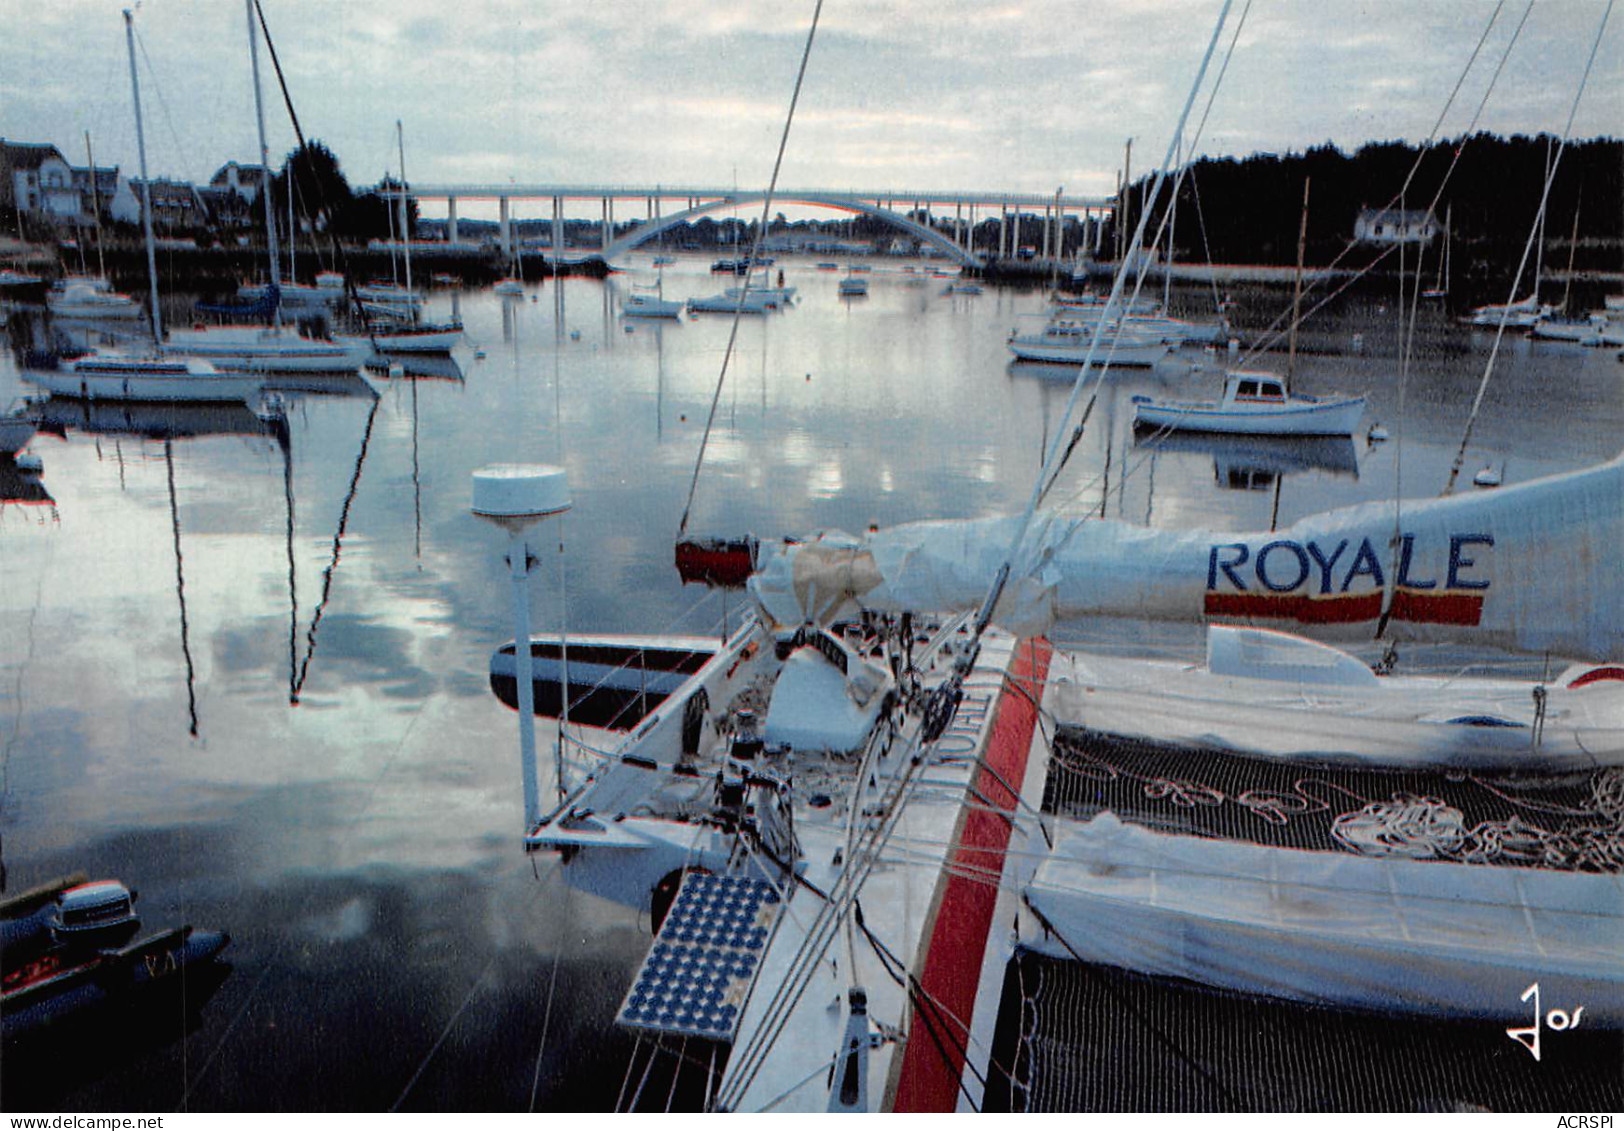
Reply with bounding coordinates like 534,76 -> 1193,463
1115,133 -> 1624,278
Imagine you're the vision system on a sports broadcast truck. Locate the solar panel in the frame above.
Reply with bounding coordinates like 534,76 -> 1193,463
616,873 -> 782,1042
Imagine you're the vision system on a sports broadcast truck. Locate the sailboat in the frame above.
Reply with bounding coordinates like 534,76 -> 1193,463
353,122 -> 464,352
166,0 -> 366,375
24,11 -> 256,404
1421,202 -> 1451,298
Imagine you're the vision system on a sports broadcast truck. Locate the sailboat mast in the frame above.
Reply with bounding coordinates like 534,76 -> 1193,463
288,170 -> 296,283
1286,176 -> 1310,390
1561,193 -> 1581,312
397,120 -> 414,313
246,0 -> 283,327
85,132 -> 107,280
124,8 -> 163,355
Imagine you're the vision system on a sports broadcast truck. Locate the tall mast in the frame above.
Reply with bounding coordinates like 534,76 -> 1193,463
246,0 -> 282,328
124,8 -> 163,355
397,119 -> 414,320
85,131 -> 107,280
288,168 -> 295,282
1286,176 -> 1311,391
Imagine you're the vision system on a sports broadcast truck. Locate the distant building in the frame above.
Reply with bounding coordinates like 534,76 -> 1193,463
1354,207 -> 1440,245
2,137 -> 139,226
209,161 -> 267,205
130,178 -> 210,230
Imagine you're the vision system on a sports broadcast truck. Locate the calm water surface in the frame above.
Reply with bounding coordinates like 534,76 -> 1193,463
1,258 -> 1619,1109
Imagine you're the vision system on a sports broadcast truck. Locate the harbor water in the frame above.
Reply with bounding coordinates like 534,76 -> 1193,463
2,259 -> 1620,1109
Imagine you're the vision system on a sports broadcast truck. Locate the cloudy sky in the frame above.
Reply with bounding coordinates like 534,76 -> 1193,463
2,0 -> 1619,212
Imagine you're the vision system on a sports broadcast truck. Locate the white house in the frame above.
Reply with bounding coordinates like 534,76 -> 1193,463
1354,207 -> 1441,245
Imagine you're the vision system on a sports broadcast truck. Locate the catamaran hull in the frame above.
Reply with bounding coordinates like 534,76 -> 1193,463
1133,395 -> 1366,436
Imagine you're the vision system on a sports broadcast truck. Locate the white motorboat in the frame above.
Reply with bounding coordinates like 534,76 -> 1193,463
1470,293 -> 1553,328
47,281 -> 142,320
1133,370 -> 1365,436
689,290 -> 775,314
1007,315 -> 1171,366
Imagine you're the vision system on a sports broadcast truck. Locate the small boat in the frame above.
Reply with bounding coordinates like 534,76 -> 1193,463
651,255 -> 676,267
1,874 -> 230,1042
1007,316 -> 1170,366
364,321 -> 464,352
838,275 -> 868,297
493,278 -> 526,296
944,281 -> 982,295
1469,293 -> 1552,328
46,281 -> 142,320
1530,312 -> 1618,346
1136,375 -> 1364,438
25,353 -> 262,403
1132,370 -> 1366,436
689,290 -> 775,314
623,292 -> 686,318
167,325 -> 367,372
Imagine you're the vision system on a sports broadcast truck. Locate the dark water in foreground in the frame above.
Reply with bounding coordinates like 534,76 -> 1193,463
1,258 -> 1619,1110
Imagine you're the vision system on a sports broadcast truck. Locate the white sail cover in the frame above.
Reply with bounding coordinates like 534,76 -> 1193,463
750,452 -> 1624,661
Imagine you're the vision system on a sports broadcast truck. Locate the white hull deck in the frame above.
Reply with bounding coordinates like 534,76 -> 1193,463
167,327 -> 367,373
1133,393 -> 1366,436
25,356 -> 261,403
1007,336 -> 1170,366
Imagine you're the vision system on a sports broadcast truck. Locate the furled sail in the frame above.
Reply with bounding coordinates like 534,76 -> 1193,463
749,452 -> 1624,661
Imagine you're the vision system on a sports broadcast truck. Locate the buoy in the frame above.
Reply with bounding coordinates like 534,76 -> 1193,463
805,372 -> 811,381
474,349 -> 487,360
570,330 -> 581,340
679,413 -> 687,422
1473,463 -> 1505,488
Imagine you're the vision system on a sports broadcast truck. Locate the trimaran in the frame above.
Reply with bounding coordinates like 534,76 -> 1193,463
476,1 -> 1622,1113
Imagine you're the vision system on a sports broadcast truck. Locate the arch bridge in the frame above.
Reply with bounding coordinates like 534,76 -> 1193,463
402,183 -> 1114,268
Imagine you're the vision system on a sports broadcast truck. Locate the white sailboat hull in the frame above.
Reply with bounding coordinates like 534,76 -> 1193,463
26,356 -> 261,402
1007,334 -> 1170,366
1133,393 -> 1366,436
168,327 -> 367,372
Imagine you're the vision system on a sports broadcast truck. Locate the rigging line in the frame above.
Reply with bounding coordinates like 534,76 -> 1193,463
626,1035 -> 665,1113
132,29 -> 198,184
1445,0 -> 1613,496
614,1036 -> 646,1114
528,865 -> 567,1112
853,903 -> 1005,1097
1242,0 -> 1525,366
165,441 -> 200,737
721,727 -> 946,1108
389,953 -> 499,1111
291,394 -> 381,701
976,0 -> 1235,636
251,0 -> 375,335
676,0 -> 825,538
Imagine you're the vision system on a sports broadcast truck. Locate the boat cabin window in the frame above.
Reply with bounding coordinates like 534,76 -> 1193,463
1233,376 -> 1284,400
